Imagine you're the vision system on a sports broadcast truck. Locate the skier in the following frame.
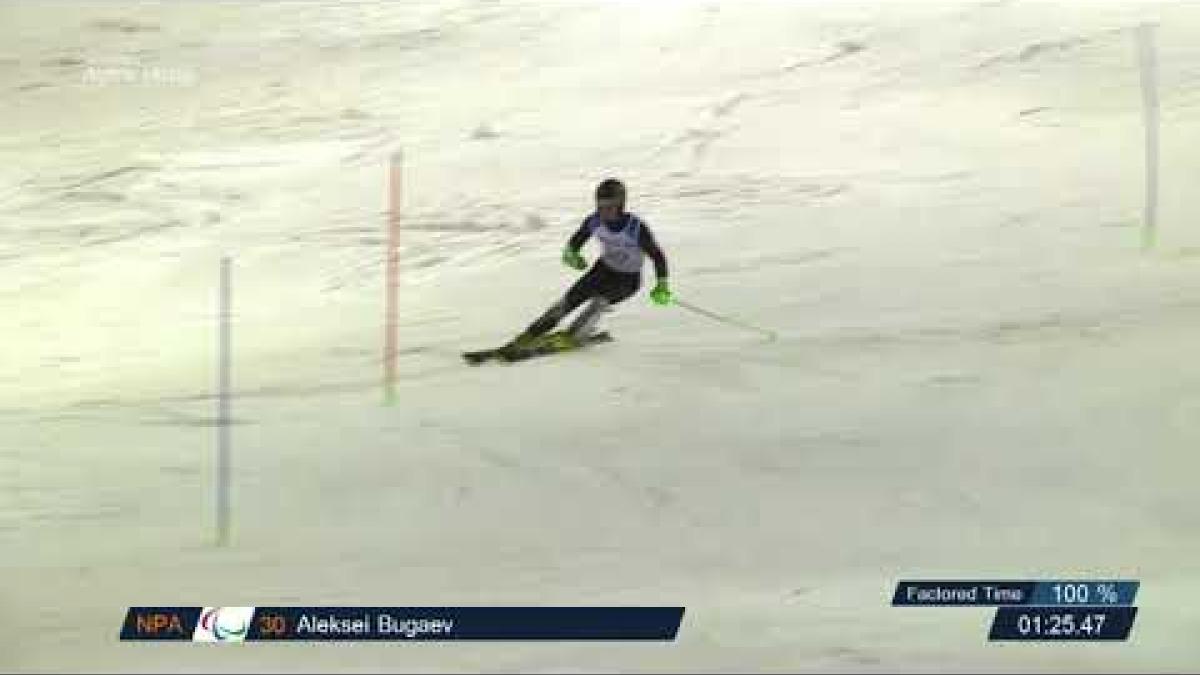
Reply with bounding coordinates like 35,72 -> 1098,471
501,177 -> 672,358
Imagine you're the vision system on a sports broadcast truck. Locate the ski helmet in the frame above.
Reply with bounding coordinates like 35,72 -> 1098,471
595,178 -> 626,208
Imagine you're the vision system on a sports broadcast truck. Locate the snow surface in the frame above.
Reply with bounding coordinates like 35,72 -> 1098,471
3,1 -> 1200,671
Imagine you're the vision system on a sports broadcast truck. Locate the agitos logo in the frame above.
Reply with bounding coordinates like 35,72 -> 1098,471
193,607 -> 255,642
192,605 -> 253,638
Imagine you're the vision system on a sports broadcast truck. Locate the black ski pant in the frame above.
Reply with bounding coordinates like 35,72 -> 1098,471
523,261 -> 641,338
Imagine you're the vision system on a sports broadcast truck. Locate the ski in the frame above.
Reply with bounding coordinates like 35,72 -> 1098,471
463,331 -> 613,366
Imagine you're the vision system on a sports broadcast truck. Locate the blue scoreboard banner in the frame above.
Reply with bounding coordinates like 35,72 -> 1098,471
120,606 -> 685,642
989,606 -> 1138,641
892,580 -> 1139,607
892,580 -> 1139,642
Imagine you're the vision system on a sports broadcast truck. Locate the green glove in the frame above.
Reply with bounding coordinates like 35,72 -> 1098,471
562,246 -> 587,271
650,279 -> 672,306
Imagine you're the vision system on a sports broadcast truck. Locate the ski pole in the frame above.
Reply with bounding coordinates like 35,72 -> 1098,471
673,297 -> 778,342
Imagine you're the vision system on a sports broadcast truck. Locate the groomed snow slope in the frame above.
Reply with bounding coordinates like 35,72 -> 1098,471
3,1 -> 1200,671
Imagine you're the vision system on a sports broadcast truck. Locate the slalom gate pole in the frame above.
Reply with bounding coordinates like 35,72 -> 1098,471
383,150 -> 402,404
1135,23 -> 1160,251
216,256 -> 232,546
